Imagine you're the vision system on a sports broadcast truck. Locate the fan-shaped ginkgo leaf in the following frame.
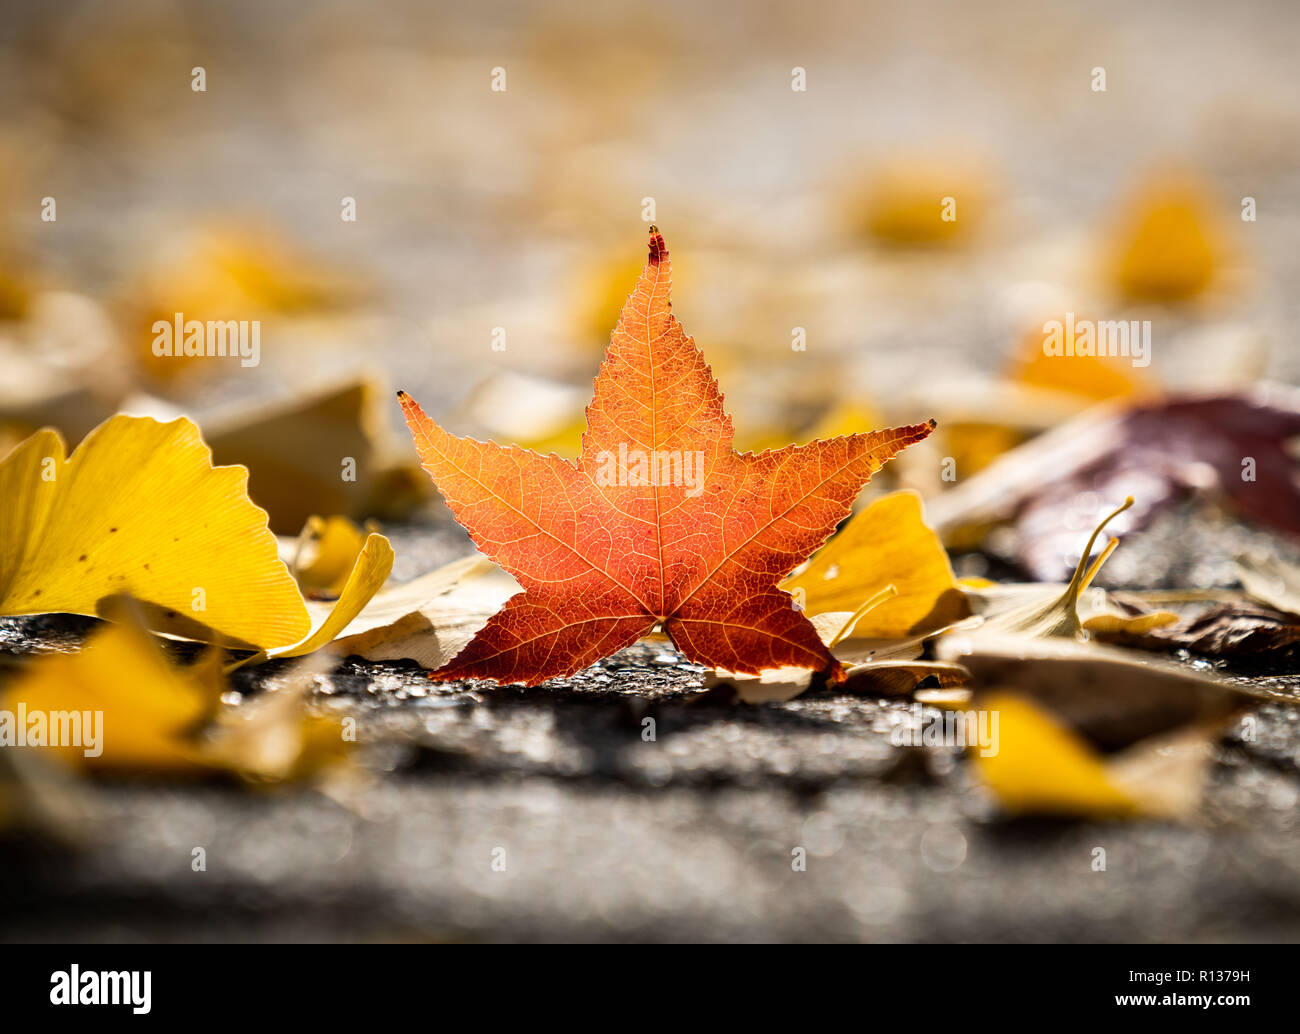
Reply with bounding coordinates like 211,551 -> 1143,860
782,490 -> 968,636
974,693 -> 1142,818
0,618 -> 222,772
0,414 -> 311,650
0,618 -> 350,781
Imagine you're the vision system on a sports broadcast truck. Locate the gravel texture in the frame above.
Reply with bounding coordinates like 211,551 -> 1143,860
3,513 -> 1299,944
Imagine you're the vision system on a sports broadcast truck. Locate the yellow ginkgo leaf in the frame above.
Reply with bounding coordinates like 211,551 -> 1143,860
851,156 -> 989,246
939,422 -> 1026,479
937,631 -> 1252,748
131,224 -> 359,383
1108,174 -> 1224,302
1011,317 -> 1155,402
2,616 -> 352,782
783,490 -> 969,636
0,415 -> 310,650
974,692 -> 1142,818
0,619 -> 222,772
974,689 -> 1218,821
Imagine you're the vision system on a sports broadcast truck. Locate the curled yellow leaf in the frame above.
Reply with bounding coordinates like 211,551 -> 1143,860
266,532 -> 395,662
291,515 -> 375,597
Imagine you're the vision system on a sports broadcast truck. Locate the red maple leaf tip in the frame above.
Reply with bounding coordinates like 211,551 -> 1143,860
399,229 -> 935,687
648,225 -> 667,262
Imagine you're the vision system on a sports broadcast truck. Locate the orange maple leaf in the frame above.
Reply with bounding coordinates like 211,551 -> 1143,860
399,228 -> 934,686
